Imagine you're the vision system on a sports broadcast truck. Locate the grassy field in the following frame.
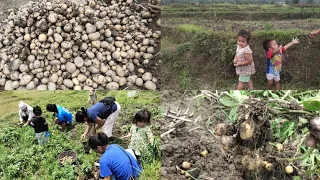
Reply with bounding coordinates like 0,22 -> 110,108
160,4 -> 320,90
0,91 -> 161,180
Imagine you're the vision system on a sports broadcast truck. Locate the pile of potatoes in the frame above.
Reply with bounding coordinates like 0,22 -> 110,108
0,0 -> 161,90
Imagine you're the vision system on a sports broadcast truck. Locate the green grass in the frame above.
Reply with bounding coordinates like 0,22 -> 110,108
163,3 -> 320,13
162,4 -> 320,21
0,91 -> 161,180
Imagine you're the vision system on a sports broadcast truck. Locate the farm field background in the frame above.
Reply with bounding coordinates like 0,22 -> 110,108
0,90 -> 161,180
160,3 -> 320,90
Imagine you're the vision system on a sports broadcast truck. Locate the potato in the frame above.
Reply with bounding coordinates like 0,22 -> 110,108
220,136 -> 235,149
265,163 -> 273,170
182,162 -> 191,169
240,121 -> 254,140
276,143 -> 283,151
306,134 -> 318,147
242,154 -> 261,171
285,165 -> 293,174
200,150 -> 208,157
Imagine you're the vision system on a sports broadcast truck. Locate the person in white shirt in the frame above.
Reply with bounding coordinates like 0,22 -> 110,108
18,102 -> 34,127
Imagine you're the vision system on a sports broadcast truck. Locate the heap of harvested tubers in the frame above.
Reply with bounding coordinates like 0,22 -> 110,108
0,0 -> 161,90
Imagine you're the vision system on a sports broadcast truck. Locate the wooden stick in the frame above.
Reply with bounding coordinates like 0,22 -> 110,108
189,109 -> 195,117
173,109 -> 181,122
194,114 -> 201,124
160,128 -> 175,138
163,113 -> 193,122
188,126 -> 200,132
169,120 -> 181,128
184,105 -> 190,115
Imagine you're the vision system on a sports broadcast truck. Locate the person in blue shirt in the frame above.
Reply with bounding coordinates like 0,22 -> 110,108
46,104 -> 73,132
88,132 -> 141,180
76,97 -> 121,140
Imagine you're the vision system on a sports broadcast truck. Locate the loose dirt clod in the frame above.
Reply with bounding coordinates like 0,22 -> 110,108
214,123 -> 227,136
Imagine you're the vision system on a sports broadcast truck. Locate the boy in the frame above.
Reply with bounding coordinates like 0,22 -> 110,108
262,37 -> 299,90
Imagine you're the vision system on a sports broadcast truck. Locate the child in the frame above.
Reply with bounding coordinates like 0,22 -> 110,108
233,29 -> 255,90
88,89 -> 97,105
46,104 -> 73,132
122,109 -> 154,160
263,37 -> 299,90
29,106 -> 49,145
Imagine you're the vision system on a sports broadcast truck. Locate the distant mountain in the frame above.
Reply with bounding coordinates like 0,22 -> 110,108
162,0 -> 320,4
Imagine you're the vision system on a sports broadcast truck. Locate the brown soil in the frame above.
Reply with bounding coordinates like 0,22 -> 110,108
160,91 -> 299,180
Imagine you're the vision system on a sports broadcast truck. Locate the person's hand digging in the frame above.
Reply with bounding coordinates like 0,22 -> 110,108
81,133 -> 87,141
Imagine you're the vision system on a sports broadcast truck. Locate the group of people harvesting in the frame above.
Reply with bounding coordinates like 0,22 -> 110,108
18,92 -> 155,180
233,28 -> 320,90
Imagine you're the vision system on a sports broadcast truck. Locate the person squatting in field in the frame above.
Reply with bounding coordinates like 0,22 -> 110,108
46,104 -> 73,132
29,106 -> 49,145
122,109 -> 154,162
76,97 -> 120,140
263,37 -> 299,90
233,29 -> 255,90
18,101 -> 34,127
89,132 -> 141,180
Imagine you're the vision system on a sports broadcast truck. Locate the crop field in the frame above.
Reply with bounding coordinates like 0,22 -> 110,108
160,3 -> 320,90
160,90 -> 320,180
0,90 -> 161,180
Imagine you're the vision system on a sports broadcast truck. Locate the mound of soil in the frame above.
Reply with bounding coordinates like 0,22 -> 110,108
160,91 -> 243,179
160,91 -> 301,180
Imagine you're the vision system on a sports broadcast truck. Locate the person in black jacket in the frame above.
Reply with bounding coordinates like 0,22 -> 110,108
29,106 -> 49,145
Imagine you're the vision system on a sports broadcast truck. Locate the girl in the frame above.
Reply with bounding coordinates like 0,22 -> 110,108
233,29 -> 255,90
122,109 -> 154,160
46,104 -> 73,132
76,97 -> 120,140
18,101 -> 34,127
29,106 -> 49,145
88,132 -> 141,180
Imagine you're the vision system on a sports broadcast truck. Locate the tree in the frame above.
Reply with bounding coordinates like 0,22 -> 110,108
307,0 -> 314,4
292,0 -> 299,4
